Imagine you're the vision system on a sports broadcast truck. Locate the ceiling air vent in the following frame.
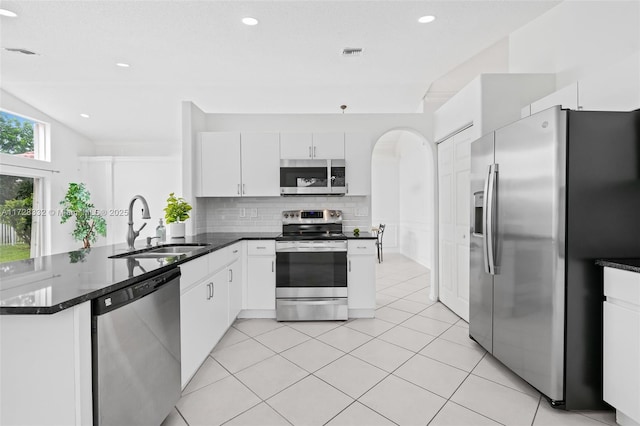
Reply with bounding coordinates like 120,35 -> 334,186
3,47 -> 38,55
342,47 -> 364,57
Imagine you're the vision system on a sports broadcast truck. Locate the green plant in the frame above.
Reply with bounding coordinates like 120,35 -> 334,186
59,183 -> 106,249
163,193 -> 192,224
353,227 -> 360,236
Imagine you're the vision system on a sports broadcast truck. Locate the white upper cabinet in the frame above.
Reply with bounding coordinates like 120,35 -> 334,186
344,133 -> 371,196
279,133 -> 313,159
199,132 -> 241,197
312,132 -> 345,159
280,132 -> 345,159
198,132 -> 279,197
240,133 -> 280,197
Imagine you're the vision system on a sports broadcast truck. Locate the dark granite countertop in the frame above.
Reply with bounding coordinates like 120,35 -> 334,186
596,258 -> 640,274
0,232 -> 279,315
344,231 -> 378,239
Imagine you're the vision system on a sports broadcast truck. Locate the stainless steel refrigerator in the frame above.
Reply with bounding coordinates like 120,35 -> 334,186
469,106 -> 640,410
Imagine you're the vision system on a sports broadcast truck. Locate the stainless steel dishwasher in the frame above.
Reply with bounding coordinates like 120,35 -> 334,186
92,268 -> 181,426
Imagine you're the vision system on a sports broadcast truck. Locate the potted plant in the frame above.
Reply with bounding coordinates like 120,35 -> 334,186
163,192 -> 192,238
59,182 -> 107,248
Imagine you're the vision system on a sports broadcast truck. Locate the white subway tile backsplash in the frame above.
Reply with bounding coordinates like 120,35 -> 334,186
195,196 -> 371,233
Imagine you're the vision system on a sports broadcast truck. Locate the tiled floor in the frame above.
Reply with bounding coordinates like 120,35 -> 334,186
163,253 -> 617,426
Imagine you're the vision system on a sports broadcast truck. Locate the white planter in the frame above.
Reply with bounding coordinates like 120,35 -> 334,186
168,222 -> 185,239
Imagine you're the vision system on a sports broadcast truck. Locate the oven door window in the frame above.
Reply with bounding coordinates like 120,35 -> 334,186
276,252 -> 347,288
280,166 -> 328,188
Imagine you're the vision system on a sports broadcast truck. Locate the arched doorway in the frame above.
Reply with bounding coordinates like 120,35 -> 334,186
371,128 -> 438,302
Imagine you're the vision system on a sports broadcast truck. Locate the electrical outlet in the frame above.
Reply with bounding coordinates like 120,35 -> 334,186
250,208 -> 258,218
354,207 -> 369,217
239,208 -> 246,218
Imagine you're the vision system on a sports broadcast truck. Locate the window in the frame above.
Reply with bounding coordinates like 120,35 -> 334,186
0,110 -> 48,161
0,110 -> 48,263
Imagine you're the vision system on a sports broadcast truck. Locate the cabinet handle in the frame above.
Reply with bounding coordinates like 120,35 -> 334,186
358,246 -> 367,249
229,269 -> 233,282
313,146 -> 317,157
257,246 -> 266,249
308,146 -> 312,158
346,183 -> 349,193
237,184 -> 240,195
242,184 -> 246,194
207,282 -> 213,300
233,249 -> 238,253
272,261 -> 274,273
348,260 -> 351,272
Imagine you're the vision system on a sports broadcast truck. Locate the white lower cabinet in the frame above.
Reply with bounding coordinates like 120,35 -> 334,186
228,257 -> 242,323
245,240 -> 276,314
603,267 -> 640,426
347,240 -> 376,318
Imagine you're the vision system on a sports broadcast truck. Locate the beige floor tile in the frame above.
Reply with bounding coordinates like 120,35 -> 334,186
576,410 -> 617,426
439,324 -> 481,349
280,338 -> 344,372
533,400 -> 612,426
315,354 -> 388,399
235,354 -> 308,399
419,302 -> 460,324
224,402 -> 290,426
176,376 -> 261,426
350,339 -> 414,372
325,402 -> 396,426
160,409 -> 187,426
378,325 -> 435,352
429,401 -> 501,426
402,290 -> 435,305
454,318 -> 469,329
451,374 -> 540,426
211,338 -> 275,373
373,306 -> 414,324
420,338 -> 485,372
316,325 -> 373,352
359,375 -> 446,425
387,298 -> 431,314
378,286 -> 415,298
402,315 -> 452,336
393,354 -> 468,398
254,325 -> 311,353
214,327 -> 250,351
472,354 -> 540,397
375,294 -> 398,308
284,320 -> 342,337
233,318 -> 284,337
183,356 -> 230,395
343,318 -> 395,337
267,376 -> 353,426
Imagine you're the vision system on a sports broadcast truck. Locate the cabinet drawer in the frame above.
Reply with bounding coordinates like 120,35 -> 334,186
347,240 -> 376,255
604,267 -> 640,306
208,248 -> 230,274
180,255 -> 209,292
247,240 -> 275,256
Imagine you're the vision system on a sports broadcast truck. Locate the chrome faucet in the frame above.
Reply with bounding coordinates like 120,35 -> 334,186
127,195 -> 151,250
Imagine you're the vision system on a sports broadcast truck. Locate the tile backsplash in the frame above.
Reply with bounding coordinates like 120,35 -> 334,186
195,196 -> 371,233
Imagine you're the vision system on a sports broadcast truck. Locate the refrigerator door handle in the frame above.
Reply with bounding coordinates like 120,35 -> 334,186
486,163 -> 498,275
482,164 -> 492,274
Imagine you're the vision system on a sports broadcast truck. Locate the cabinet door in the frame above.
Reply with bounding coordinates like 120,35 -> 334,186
200,132 -> 241,196
280,132 -> 313,159
347,244 -> 376,311
313,132 -> 345,159
241,133 -> 280,196
344,133 -> 371,195
247,256 -> 276,310
180,279 -> 215,387
228,258 -> 242,323
210,268 -> 230,348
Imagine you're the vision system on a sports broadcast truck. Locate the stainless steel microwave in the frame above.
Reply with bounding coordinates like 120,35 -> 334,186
280,159 -> 346,196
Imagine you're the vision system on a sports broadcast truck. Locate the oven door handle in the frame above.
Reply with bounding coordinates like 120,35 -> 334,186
276,247 -> 347,253
277,298 -> 346,305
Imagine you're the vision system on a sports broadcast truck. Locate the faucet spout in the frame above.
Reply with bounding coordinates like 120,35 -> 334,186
127,195 -> 151,250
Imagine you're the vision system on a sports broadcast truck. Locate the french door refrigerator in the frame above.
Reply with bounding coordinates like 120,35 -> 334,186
469,106 -> 640,410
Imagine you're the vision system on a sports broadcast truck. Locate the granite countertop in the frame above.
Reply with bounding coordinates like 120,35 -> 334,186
596,258 -> 640,274
0,232 -> 279,315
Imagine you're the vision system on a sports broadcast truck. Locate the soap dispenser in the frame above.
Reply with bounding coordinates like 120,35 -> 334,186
156,218 -> 166,242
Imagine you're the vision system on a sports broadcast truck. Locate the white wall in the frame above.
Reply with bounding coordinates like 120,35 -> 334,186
0,90 -> 97,255
508,0 -> 640,86
371,145 -> 399,250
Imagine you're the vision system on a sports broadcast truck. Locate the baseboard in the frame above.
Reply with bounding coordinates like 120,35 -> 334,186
348,309 -> 375,319
238,309 -> 276,319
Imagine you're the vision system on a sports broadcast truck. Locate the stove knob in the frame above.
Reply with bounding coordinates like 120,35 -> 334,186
284,213 -> 289,218
330,211 -> 335,217
295,213 -> 299,217
336,211 -> 341,217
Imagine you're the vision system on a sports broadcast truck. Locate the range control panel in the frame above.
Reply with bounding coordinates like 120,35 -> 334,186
281,209 -> 342,224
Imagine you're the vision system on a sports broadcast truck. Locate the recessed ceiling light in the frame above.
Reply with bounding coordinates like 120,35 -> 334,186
116,62 -> 130,68
418,15 -> 436,24
80,113 -> 90,119
242,17 -> 259,26
0,8 -> 18,18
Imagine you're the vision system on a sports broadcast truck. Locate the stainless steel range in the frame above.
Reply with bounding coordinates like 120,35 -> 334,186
275,209 -> 348,321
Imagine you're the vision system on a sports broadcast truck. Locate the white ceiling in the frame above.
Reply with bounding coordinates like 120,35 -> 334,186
0,0 -> 560,144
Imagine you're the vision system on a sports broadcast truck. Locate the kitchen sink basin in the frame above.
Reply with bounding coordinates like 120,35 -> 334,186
109,243 -> 211,259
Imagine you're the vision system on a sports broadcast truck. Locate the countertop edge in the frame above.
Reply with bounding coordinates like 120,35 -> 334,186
596,259 -> 640,274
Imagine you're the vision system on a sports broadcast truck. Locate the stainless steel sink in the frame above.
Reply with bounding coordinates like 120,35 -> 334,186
109,244 -> 210,259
